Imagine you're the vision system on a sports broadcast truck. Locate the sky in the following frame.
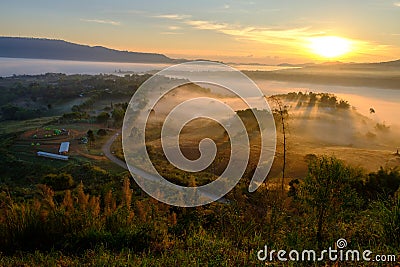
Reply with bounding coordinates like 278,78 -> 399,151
0,0 -> 399,64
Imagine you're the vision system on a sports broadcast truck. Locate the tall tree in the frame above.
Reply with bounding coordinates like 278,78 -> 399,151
87,129 -> 95,147
269,96 -> 289,193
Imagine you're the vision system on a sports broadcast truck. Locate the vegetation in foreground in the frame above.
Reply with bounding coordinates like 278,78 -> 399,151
0,156 -> 399,266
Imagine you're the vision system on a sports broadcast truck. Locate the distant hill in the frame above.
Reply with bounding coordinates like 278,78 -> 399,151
245,58 -> 400,90
353,59 -> 400,68
277,62 -> 316,67
278,60 -> 400,69
0,37 -> 178,63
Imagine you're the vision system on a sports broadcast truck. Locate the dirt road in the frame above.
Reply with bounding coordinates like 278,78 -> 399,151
102,131 -> 127,169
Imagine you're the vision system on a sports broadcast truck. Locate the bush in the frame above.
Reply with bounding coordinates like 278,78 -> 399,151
363,167 -> 400,200
42,173 -> 74,191
96,112 -> 110,124
97,128 -> 108,136
299,156 -> 362,248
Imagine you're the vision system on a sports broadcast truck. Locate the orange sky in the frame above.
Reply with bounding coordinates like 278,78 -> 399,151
1,0 -> 399,64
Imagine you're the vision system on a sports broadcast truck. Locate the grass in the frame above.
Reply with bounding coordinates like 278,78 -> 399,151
0,116 -> 58,135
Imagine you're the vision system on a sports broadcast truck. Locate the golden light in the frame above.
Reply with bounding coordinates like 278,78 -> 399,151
308,36 -> 351,58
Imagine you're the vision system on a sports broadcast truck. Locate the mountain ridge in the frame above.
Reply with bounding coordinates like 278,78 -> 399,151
0,37 -> 180,63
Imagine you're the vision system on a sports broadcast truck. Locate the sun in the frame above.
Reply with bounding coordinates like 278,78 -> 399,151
308,36 -> 351,58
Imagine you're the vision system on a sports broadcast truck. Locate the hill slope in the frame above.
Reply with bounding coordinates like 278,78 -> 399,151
0,37 -> 175,63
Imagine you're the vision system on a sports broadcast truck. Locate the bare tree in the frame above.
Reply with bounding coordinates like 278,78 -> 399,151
269,96 -> 289,193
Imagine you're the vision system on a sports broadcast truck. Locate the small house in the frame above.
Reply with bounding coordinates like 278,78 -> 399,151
59,142 -> 70,155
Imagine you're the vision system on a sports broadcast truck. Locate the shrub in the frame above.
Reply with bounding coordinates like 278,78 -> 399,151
42,173 -> 74,191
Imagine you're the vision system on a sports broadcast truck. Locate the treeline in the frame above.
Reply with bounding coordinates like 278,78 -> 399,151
279,91 -> 351,109
60,102 -> 129,127
0,104 -> 45,120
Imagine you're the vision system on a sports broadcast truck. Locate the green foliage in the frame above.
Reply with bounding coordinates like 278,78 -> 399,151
377,193 -> 400,247
1,104 -> 43,120
112,108 -> 125,126
42,173 -> 74,191
61,111 -> 89,122
363,167 -> 400,200
1,104 -> 19,120
299,156 -> 363,247
96,112 -> 110,123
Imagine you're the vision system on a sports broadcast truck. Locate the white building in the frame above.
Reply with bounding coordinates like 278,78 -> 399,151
59,142 -> 70,155
37,151 -> 69,161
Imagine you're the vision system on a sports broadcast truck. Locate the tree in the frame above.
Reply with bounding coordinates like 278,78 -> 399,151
299,156 -> 362,248
337,100 -> 350,109
1,104 -> 19,120
363,167 -> 400,200
308,92 -> 317,107
269,96 -> 289,193
87,129 -> 95,147
96,112 -> 110,124
112,108 -> 125,126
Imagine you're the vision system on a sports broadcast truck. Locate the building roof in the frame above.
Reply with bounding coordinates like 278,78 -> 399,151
37,151 -> 69,161
59,142 -> 70,153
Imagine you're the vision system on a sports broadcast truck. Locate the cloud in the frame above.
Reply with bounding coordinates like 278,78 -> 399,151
154,14 -> 313,47
223,4 -> 230,9
185,20 -> 228,31
161,26 -> 183,34
394,2 -> 400,7
161,32 -> 183,35
80,18 -> 121,26
168,26 -> 181,30
153,14 -> 318,52
183,19 -> 312,46
153,14 -> 190,20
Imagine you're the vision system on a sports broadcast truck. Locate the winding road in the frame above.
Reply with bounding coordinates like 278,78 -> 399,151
102,131 -> 127,169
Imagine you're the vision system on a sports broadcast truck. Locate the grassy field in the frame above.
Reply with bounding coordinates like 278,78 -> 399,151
0,116 -> 58,135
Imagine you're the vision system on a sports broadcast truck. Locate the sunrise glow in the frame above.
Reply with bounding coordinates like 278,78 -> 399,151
309,36 -> 352,59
